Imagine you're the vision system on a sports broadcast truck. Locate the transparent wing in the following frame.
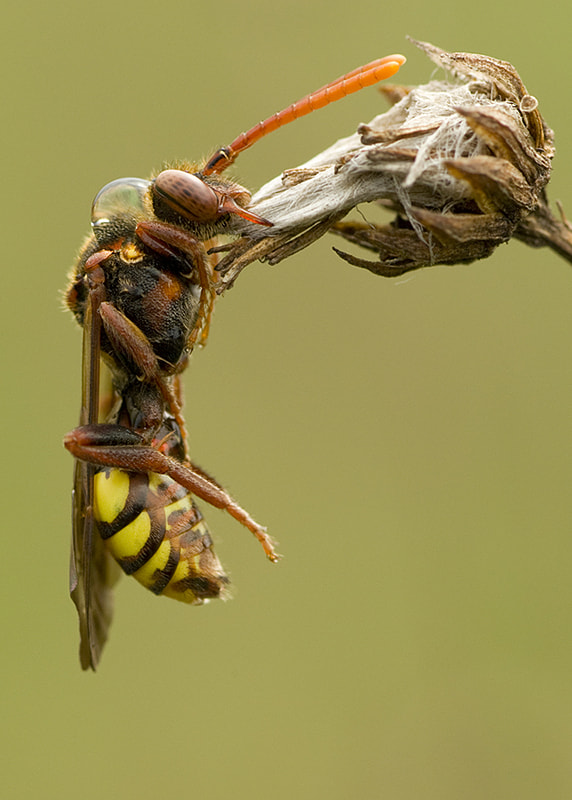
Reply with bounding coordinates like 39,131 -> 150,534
69,285 -> 119,671
70,460 -> 117,670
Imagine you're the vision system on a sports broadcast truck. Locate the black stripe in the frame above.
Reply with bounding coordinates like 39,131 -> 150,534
178,527 -> 210,556
172,571 -> 229,600
147,544 -> 179,595
116,505 -> 166,575
96,472 -> 150,540
163,502 -> 204,543
148,476 -> 187,508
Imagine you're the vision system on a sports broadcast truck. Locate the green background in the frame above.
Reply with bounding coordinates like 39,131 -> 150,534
3,1 -> 572,797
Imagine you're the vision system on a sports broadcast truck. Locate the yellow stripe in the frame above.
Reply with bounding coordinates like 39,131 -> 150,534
93,469 -> 130,523
133,540 -> 172,587
147,472 -> 166,493
106,511 -> 151,560
162,555 -> 203,603
164,495 -> 194,530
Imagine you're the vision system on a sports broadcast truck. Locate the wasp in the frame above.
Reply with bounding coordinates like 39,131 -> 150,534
64,54 -> 406,670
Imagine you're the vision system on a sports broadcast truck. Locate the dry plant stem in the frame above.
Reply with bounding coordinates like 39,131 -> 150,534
215,39 -> 568,290
514,198 -> 572,262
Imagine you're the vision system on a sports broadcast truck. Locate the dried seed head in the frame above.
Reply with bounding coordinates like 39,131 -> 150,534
216,40 -> 570,287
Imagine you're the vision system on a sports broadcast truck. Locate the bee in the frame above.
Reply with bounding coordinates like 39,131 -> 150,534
64,54 -> 406,670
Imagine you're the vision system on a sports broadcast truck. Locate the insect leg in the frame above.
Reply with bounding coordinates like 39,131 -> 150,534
64,426 -> 279,563
96,301 -> 187,438
136,220 -> 216,349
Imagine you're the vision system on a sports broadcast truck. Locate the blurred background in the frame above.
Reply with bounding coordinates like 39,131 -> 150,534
3,1 -> 572,797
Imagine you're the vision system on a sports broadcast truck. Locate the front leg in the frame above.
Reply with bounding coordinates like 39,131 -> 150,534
64,424 -> 279,563
96,300 -> 187,443
136,220 -> 216,349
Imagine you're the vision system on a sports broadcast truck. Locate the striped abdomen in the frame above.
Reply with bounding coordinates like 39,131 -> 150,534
93,468 -> 229,603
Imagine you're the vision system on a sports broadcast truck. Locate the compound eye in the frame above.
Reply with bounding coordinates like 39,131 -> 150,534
91,177 -> 150,229
152,169 -> 219,223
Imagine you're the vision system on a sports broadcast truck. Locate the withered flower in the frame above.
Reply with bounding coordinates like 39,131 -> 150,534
216,39 -> 572,288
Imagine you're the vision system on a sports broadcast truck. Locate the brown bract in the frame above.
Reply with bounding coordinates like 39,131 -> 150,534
215,39 -> 572,288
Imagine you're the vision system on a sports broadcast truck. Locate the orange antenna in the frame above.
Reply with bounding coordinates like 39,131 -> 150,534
202,54 -> 406,176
